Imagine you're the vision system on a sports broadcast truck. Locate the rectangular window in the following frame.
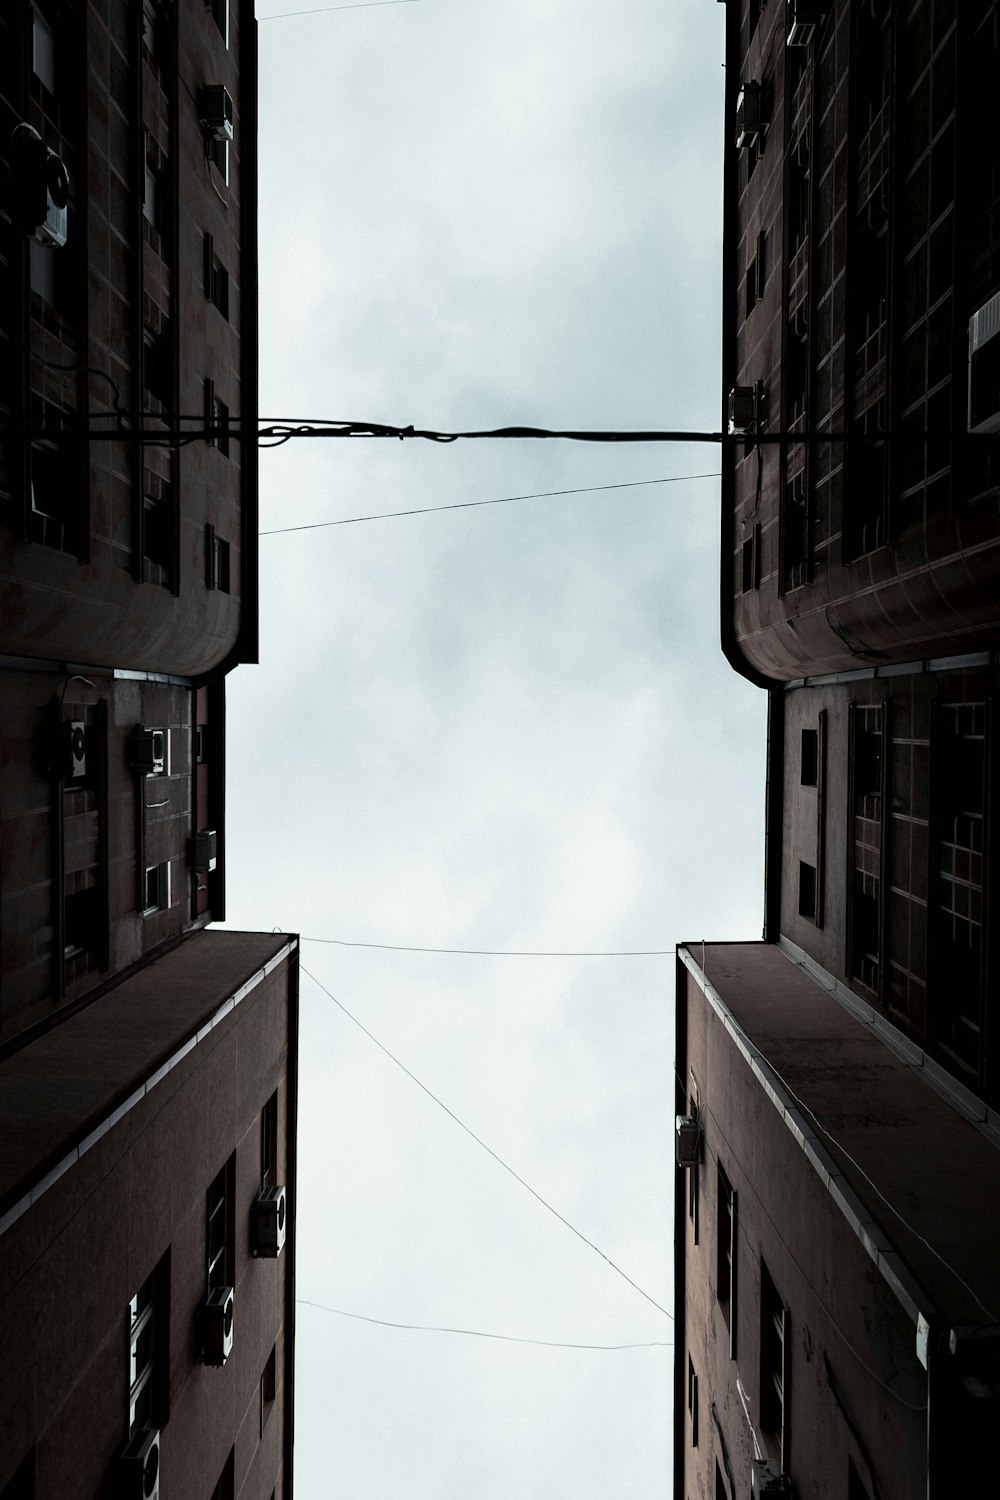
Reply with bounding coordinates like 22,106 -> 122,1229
261,1089 -> 278,1189
759,1259 -> 788,1471
143,862 -> 170,915
742,524 -> 761,592
209,1449 -> 234,1500
203,232 -> 230,319
207,0 -> 229,48
800,728 -> 818,786
782,473 -> 808,591
716,1162 -> 736,1352
687,1078 -> 700,1245
204,379 -> 230,456
143,485 -> 175,588
745,228 -> 766,318
32,9 -> 56,92
798,860 -> 816,919
128,1251 -> 169,1435
932,703 -> 987,1078
687,1356 -> 698,1447
260,1345 -> 277,1437
850,703 -> 884,991
211,135 -> 229,185
206,1155 -> 235,1291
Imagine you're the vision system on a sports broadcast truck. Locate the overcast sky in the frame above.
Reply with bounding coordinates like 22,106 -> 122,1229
224,2 -> 766,1495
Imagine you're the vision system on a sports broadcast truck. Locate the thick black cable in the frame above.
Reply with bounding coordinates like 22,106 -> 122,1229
296,1300 -> 672,1350
259,472 -> 722,534
300,964 -> 673,1321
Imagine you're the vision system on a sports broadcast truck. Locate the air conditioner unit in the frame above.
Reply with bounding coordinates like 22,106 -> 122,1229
736,82 -> 767,150
118,1425 -> 160,1500
729,382 -> 766,435
968,289 -> 1000,435
188,829 -> 217,872
786,0 -> 825,47
751,1459 -> 794,1499
675,1115 -> 702,1168
199,85 -> 234,142
130,728 -> 166,777
251,1185 -> 287,1258
9,122 -> 69,247
200,1285 -> 235,1366
61,720 -> 87,781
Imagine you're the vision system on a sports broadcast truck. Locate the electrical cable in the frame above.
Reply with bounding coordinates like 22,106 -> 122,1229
259,471 -> 722,534
300,964 -> 673,1321
259,0 -> 419,16
301,936 -> 675,957
295,1300 -> 672,1350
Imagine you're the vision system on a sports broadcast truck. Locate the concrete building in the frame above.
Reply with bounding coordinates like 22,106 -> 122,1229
673,941 -> 999,1500
0,931 -> 298,1500
0,0 -> 258,1046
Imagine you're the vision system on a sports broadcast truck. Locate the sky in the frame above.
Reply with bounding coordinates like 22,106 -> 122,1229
224,2 -> 767,1495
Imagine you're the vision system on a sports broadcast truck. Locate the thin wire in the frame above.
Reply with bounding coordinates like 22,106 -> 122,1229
300,964 -> 673,1321
259,0 -> 418,17
301,936 -> 676,957
258,472 -> 722,534
296,1300 -> 672,1350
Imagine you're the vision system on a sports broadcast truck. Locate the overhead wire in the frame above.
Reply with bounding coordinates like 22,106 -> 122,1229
300,936 -> 676,957
296,1300 -> 672,1351
300,963 -> 672,1321
259,0 -> 419,17
258,471 -> 722,534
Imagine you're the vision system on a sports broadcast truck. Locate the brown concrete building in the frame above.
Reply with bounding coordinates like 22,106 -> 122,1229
0,0 -> 258,1048
674,941 -> 999,1500
0,930 -> 298,1500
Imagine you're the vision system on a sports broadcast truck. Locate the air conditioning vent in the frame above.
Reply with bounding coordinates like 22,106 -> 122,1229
9,122 -> 69,247
751,1459 -> 794,1498
969,290 -> 1000,435
118,1426 -> 160,1500
675,1115 -> 702,1168
729,382 -> 767,435
61,720 -> 87,781
130,728 -> 166,777
200,1285 -> 235,1366
786,0 -> 825,47
188,829 -> 217,872
251,1185 -> 287,1258
736,82 -> 767,149
199,85 -> 234,142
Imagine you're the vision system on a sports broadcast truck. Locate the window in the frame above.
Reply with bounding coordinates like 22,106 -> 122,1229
143,330 -> 173,407
32,8 -> 56,93
204,379 -> 230,456
64,885 -> 99,960
203,233 -> 230,319
128,1252 -> 169,1435
759,1259 -> 788,1471
261,1090 -> 278,1189
0,1449 -> 35,1500
716,1162 -> 736,1352
209,1450 -> 234,1500
783,472 -> 808,590
932,703 -> 987,1078
207,1155 -> 235,1291
260,1345 -> 277,1437
211,135 -> 229,185
143,862 -> 170,916
742,524 -> 761,592
800,728 -> 818,787
848,1457 -> 872,1500
207,0 -> 229,48
143,483 -> 175,588
687,1356 -> 698,1447
850,703 -> 883,991
715,1459 -> 730,1500
745,228 -> 766,318
687,1078 -> 699,1245
205,525 -> 232,592
798,861 -> 816,919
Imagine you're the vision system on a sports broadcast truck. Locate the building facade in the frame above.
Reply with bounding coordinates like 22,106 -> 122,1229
0,931 -> 298,1500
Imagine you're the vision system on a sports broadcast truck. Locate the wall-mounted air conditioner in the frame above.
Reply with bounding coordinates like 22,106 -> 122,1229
188,829 -> 217,872
9,122 -> 69,247
751,1459 -> 794,1498
675,1115 -> 702,1168
130,728 -> 166,777
118,1425 -> 160,1500
251,1185 -> 287,1258
61,720 -> 87,781
199,85 -> 234,142
969,289 -> 1000,435
786,0 -> 825,47
736,82 -> 767,150
729,382 -> 767,435
200,1285 -> 235,1366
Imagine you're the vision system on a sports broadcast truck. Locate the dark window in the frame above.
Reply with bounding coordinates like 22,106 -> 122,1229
783,473 -> 808,590
932,703 -> 987,1078
716,1162 -> 736,1349
143,330 -> 173,407
209,1449 -> 234,1500
211,135 -> 229,183
688,1081 -> 700,1244
143,486 -> 175,588
203,232 -> 230,319
128,1251 -> 169,1434
687,1355 -> 698,1447
759,1259 -> 788,1471
848,1457 -> 872,1500
207,0 -> 229,47
715,1459 -> 730,1500
800,728 -> 818,787
742,524 -> 761,592
204,379 -> 230,456
260,1345 -> 277,1437
30,400 -> 81,553
64,885 -> 99,960
798,861 -> 817,919
143,863 -> 169,915
745,228 -> 766,318
207,1155 -> 235,1291
0,1449 -> 35,1500
261,1089 -> 279,1188
32,8 -> 57,94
